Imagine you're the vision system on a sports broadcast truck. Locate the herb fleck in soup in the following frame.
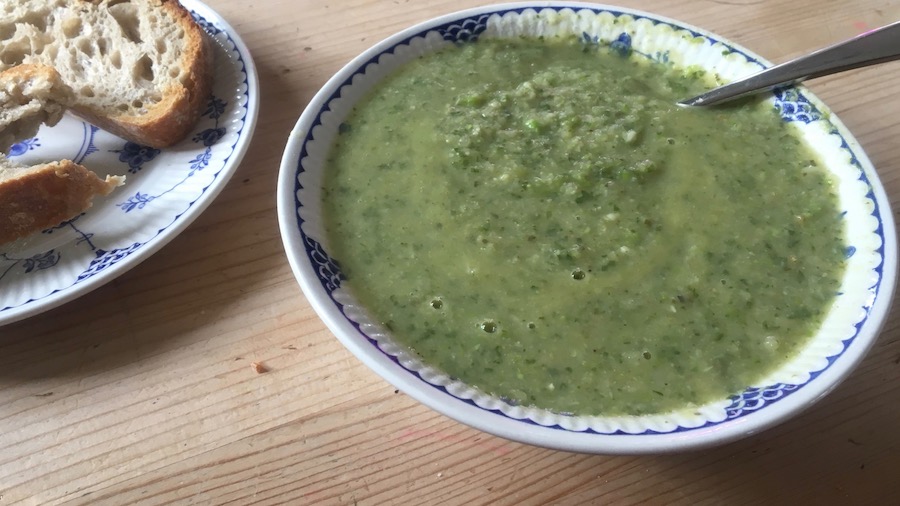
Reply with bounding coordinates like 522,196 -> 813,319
323,37 -> 846,416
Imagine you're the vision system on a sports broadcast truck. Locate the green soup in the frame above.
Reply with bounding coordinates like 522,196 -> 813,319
323,37 -> 845,416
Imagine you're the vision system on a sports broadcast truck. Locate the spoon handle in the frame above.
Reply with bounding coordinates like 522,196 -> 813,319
680,20 -> 900,106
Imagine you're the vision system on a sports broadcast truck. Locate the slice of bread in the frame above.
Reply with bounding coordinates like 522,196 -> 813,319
0,156 -> 123,245
0,0 -> 212,245
0,0 -> 213,148
0,64 -> 122,246
0,63 -> 73,153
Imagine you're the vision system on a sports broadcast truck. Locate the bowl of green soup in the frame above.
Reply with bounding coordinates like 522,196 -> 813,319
277,2 -> 897,453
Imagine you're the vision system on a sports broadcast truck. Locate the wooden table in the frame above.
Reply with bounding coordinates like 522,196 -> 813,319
3,0 -> 899,504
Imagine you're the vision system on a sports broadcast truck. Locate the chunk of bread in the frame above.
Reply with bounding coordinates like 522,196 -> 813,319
0,156 -> 123,245
0,63 -> 73,153
0,0 -> 213,148
0,64 -> 122,246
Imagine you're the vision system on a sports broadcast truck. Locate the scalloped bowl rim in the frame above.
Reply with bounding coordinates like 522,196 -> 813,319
277,2 -> 897,453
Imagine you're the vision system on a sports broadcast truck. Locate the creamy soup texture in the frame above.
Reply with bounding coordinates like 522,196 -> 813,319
323,37 -> 846,415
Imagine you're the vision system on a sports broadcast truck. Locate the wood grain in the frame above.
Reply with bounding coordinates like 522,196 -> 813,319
2,0 -> 899,504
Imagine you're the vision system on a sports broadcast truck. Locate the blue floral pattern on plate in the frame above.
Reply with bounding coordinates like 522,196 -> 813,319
112,142 -> 161,173
7,137 -> 40,156
116,95 -> 229,213
773,87 -> 823,123
0,0 -> 258,325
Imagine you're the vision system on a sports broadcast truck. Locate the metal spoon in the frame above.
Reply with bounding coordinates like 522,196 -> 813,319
679,20 -> 900,107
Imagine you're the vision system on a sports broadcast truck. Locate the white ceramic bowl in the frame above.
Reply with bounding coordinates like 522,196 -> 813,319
277,2 -> 897,453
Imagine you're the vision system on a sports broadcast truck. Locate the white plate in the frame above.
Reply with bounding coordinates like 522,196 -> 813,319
0,0 -> 259,326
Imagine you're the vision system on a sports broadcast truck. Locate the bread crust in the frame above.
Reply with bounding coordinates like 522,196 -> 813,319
0,64 -> 68,92
70,0 -> 214,148
0,63 -> 73,153
0,0 -> 210,245
0,161 -> 123,245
